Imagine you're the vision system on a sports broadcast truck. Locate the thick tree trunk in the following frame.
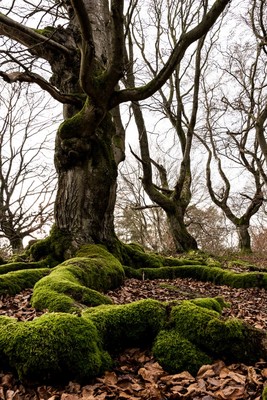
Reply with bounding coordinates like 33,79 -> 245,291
54,109 -> 119,248
167,210 -> 198,252
237,224 -> 252,253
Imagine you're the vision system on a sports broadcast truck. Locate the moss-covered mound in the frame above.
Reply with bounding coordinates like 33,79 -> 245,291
170,300 -> 267,363
124,264 -> 267,289
0,296 -> 266,385
152,329 -> 212,375
83,299 -> 166,353
0,260 -> 51,275
0,313 -> 111,384
31,244 -> 125,313
0,268 -> 50,295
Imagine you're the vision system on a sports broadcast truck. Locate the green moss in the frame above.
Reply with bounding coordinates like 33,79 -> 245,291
123,264 -> 267,289
190,297 -> 230,313
152,329 -> 211,376
0,260 -> 51,275
32,245 -> 124,312
35,26 -> 55,37
28,225 -> 72,263
112,241 -> 165,269
0,268 -> 50,295
83,299 -> 166,353
262,385 -> 267,400
0,313 -> 111,384
170,300 -> 267,363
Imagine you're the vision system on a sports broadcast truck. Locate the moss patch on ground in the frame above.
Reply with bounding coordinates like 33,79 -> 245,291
0,296 -> 266,385
152,329 -> 212,376
83,299 -> 166,353
0,313 -> 111,384
169,300 -> 267,363
0,243 -> 267,386
0,268 -> 51,295
31,245 -> 125,313
124,264 -> 267,289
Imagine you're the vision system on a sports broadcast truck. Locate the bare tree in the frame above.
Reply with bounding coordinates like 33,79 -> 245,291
0,83 -> 56,252
121,0 -> 228,252
196,23 -> 266,252
0,0 -> 230,252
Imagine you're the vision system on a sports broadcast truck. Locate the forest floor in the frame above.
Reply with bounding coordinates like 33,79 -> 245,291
1,254 -> 267,399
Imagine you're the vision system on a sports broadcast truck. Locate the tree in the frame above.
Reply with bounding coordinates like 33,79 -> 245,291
195,4 -> 266,253
122,0 -> 226,252
0,0 -> 231,252
0,83 -> 56,252
249,0 -> 267,167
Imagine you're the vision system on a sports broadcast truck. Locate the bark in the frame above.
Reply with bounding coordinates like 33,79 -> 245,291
54,110 -> 119,247
237,225 -> 252,253
167,210 -> 198,252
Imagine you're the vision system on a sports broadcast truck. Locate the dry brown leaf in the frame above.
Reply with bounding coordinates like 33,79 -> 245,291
197,364 -> 215,379
61,394 -> 80,400
102,371 -> 118,386
138,367 -> 154,383
227,371 -> 246,384
247,366 -> 262,385
215,385 -> 245,400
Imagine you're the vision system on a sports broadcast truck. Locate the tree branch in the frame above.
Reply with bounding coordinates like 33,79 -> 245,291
109,0 -> 230,108
0,13 -> 72,59
0,70 -> 83,106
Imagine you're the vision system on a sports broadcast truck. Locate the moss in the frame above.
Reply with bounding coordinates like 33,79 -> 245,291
123,264 -> 267,289
28,225 -> 72,263
0,313 -> 112,384
83,299 -> 166,353
58,99 -> 88,140
0,260 -> 51,275
262,385 -> 267,400
0,268 -> 50,295
112,241 -> 165,269
190,297 -> 230,313
32,245 -> 124,312
35,26 -> 56,37
152,329 -> 211,376
170,300 -> 267,363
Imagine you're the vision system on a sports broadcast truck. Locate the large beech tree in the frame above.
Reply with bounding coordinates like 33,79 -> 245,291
0,0 -> 231,250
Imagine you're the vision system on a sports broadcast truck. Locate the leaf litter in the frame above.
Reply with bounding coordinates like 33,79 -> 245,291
1,276 -> 267,399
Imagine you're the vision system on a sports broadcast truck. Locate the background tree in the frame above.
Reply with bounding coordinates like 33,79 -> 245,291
0,0 -> 230,252
122,0 -> 226,252
0,83 -> 56,252
195,3 -> 266,253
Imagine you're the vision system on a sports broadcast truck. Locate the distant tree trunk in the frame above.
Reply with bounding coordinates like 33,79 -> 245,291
237,224 -> 252,253
167,210 -> 198,252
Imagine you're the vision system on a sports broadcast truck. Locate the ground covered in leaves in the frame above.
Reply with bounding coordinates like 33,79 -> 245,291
1,275 -> 267,399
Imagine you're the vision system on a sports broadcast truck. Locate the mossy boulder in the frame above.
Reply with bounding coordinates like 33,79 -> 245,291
170,300 -> 267,363
0,313 -> 111,384
152,329 -> 212,375
31,245 -> 125,312
83,299 -> 166,353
